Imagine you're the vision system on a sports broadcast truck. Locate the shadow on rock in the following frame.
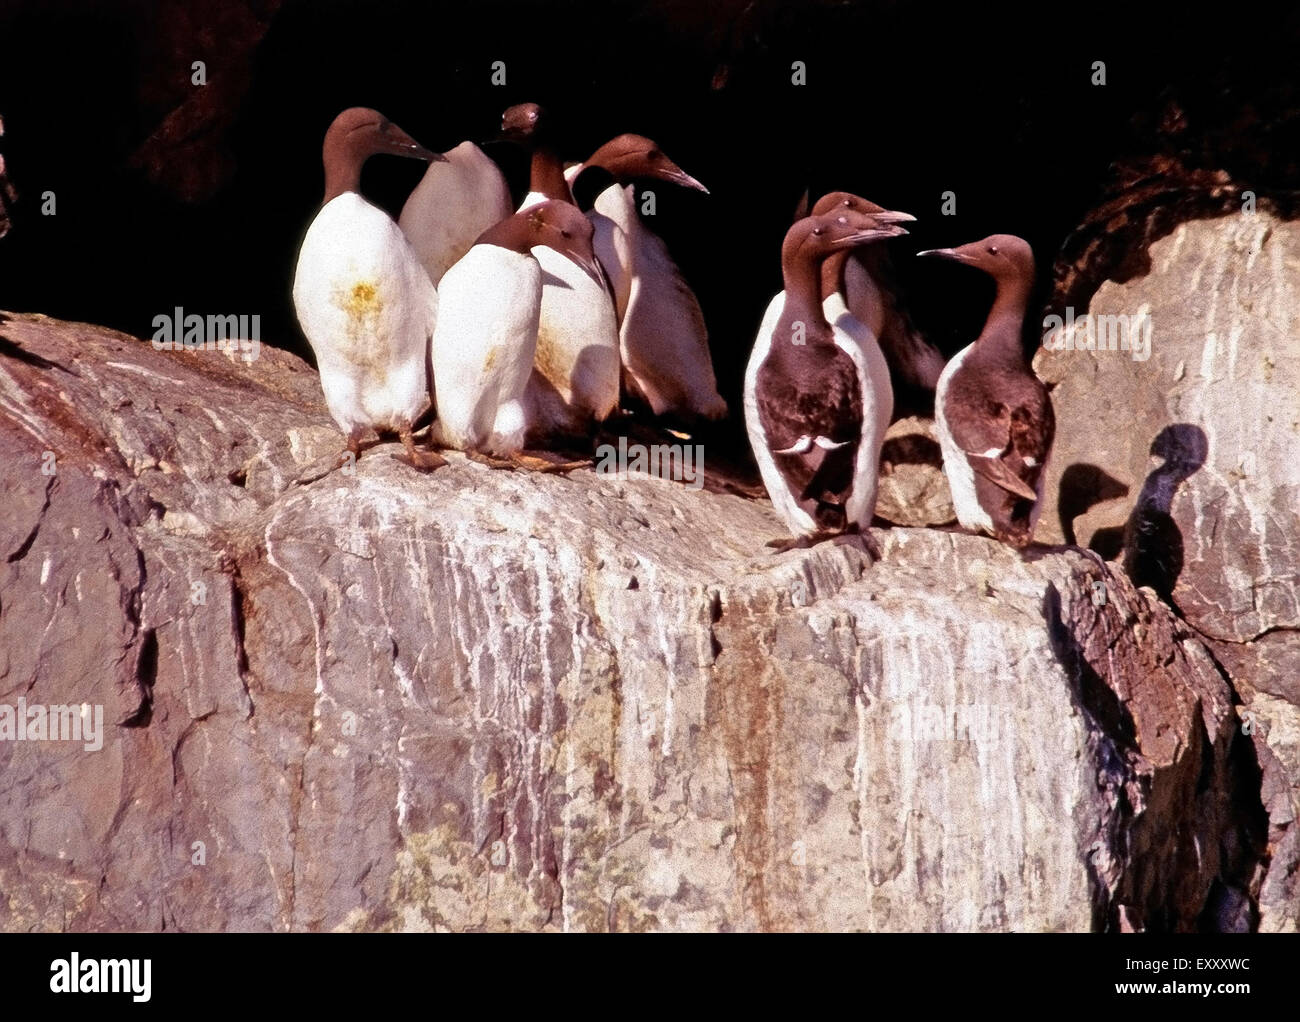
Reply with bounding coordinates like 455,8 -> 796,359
1122,424 -> 1208,602
1057,462 -> 1130,548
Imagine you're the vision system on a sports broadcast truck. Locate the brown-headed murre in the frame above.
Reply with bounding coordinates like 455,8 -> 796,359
918,234 -> 1054,547
744,211 -> 909,551
568,136 -> 727,423
431,201 -> 603,469
501,102 -> 621,440
292,107 -> 447,473
810,191 -> 945,416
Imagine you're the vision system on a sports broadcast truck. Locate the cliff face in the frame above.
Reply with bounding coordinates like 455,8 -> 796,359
1035,212 -> 1300,930
2,211 -> 1296,932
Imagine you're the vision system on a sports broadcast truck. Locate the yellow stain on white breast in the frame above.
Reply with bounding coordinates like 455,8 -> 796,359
533,324 -> 573,402
339,280 -> 383,323
334,279 -> 391,380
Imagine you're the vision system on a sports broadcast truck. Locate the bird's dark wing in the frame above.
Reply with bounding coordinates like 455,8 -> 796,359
756,347 -> 863,516
946,364 -> 1051,502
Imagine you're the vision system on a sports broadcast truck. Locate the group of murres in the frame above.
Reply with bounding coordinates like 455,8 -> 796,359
292,105 -> 1055,552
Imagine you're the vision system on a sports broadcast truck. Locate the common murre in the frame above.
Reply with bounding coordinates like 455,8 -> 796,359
919,234 -> 1054,547
292,107 -> 447,473
744,212 -> 908,551
501,102 -> 622,441
568,135 -> 725,423
810,190 -> 943,416
430,200 -> 602,471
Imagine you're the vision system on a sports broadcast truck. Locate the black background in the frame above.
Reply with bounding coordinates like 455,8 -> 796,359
2,932 -> 1292,1006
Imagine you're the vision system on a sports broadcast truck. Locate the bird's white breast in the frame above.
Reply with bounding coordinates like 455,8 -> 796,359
824,294 -> 891,529
515,187 -> 621,423
528,245 -> 620,417
431,245 -> 541,452
743,292 -> 817,536
292,192 -> 437,434
587,180 -> 635,319
934,343 -> 995,533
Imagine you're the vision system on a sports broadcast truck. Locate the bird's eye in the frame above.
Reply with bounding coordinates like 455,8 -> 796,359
988,245 -> 998,255
812,226 -> 825,236
841,198 -> 851,207
561,229 -> 572,239
528,110 -> 538,121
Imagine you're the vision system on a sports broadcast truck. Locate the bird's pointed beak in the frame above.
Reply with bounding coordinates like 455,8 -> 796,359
834,225 -> 908,247
547,239 -> 605,286
871,209 -> 916,224
385,126 -> 444,162
572,250 -> 605,285
916,247 -> 966,262
587,258 -> 605,284
660,166 -> 709,194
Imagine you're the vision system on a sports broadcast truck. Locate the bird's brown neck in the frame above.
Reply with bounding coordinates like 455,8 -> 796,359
477,213 -> 533,256
820,250 -> 851,302
777,248 -> 835,347
530,145 -> 572,203
783,249 -> 833,334
322,137 -> 366,203
975,274 -> 1033,366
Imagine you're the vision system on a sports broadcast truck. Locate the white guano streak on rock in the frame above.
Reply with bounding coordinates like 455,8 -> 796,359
264,499 -> 327,705
853,682 -> 871,888
641,559 -> 678,759
1269,235 -> 1290,334
528,535 -> 558,887
1199,332 -> 1218,382
561,732 -> 577,934
255,433 -> 285,492
1161,222 -> 1188,277
0,363 -> 51,447
552,537 -> 590,933
103,360 -> 188,387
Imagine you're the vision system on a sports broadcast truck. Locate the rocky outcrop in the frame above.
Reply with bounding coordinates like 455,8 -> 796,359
874,416 -> 954,529
0,310 -> 1271,931
1035,211 -> 1300,931
1036,213 -> 1299,626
